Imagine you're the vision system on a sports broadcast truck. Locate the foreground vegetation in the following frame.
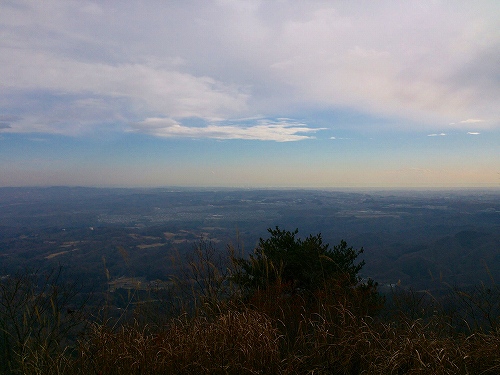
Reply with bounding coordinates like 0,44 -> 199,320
1,228 -> 499,374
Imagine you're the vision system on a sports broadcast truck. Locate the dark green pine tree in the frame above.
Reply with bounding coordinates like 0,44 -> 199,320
233,226 -> 365,294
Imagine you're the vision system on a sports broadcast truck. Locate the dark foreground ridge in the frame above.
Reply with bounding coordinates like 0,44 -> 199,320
0,187 -> 499,373
1,230 -> 499,374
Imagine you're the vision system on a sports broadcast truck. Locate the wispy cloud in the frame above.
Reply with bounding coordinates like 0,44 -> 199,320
461,119 -> 485,124
0,55 -> 248,134
386,167 -> 433,175
467,132 -> 480,135
0,115 -> 18,130
131,118 -> 324,142
427,133 -> 446,137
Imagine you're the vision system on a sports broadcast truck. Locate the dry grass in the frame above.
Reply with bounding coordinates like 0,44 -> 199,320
75,309 -> 281,375
282,298 -> 500,375
5,290 -> 500,375
3,246 -> 500,375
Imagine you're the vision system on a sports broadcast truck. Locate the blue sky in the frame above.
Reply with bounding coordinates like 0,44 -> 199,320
1,1 -> 499,188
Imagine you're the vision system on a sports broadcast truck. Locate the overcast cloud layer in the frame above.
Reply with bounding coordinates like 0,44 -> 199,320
1,0 -> 499,141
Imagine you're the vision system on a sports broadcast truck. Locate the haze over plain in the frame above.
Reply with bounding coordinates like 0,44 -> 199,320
1,1 -> 499,188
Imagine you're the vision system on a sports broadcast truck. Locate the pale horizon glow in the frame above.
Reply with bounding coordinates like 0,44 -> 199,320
0,1 -> 499,189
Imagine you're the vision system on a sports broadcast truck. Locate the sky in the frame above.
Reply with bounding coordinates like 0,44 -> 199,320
1,0 -> 499,189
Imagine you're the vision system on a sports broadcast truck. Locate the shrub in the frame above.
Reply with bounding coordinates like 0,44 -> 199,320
0,268 -> 89,374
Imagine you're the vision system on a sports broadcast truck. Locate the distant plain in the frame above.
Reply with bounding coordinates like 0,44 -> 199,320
0,187 -> 498,292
